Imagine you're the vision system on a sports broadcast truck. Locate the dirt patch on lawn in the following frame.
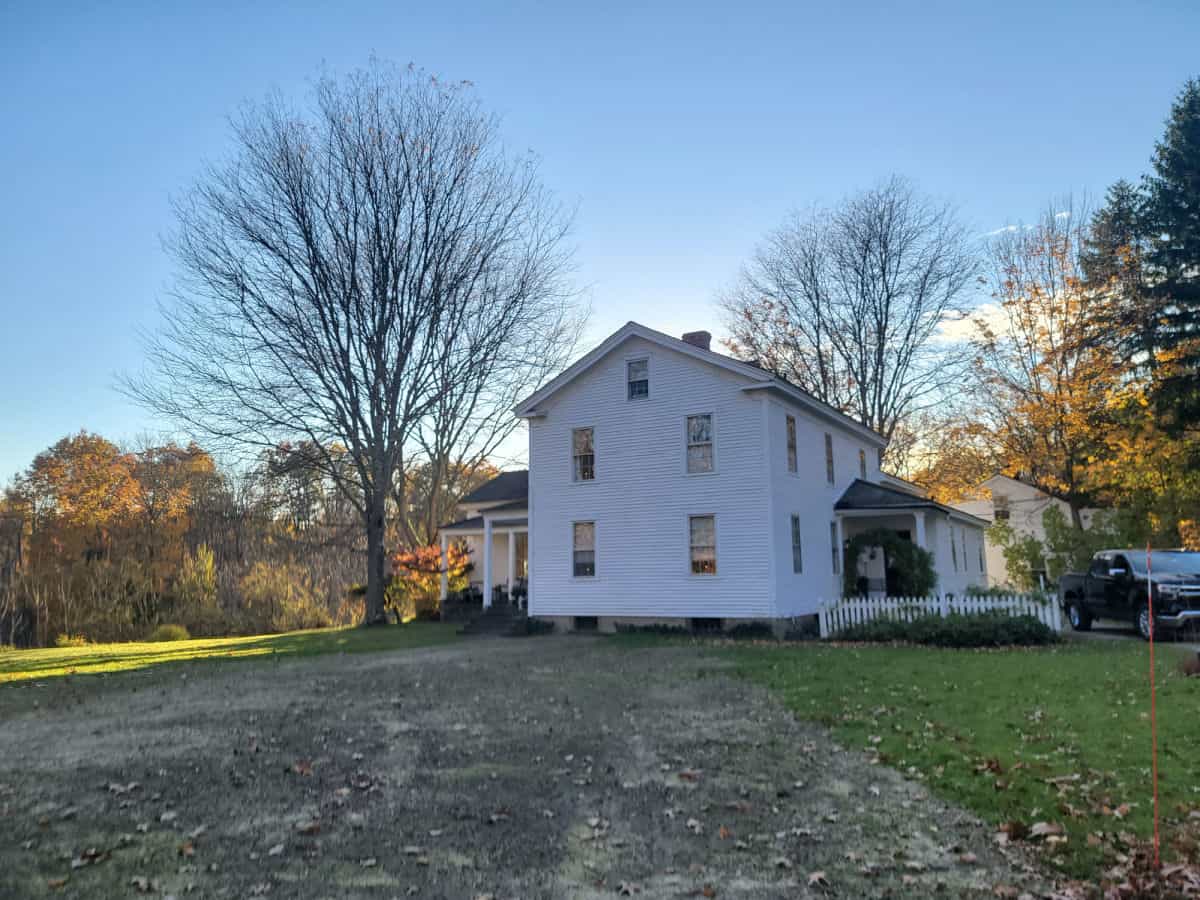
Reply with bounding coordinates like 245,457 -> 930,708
0,637 -> 1051,898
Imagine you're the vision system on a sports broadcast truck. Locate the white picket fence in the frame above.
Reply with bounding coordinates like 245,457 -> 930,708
818,593 -> 1062,639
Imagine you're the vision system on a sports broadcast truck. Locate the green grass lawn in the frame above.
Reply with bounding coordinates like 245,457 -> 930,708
724,639 -> 1200,878
0,622 -> 460,684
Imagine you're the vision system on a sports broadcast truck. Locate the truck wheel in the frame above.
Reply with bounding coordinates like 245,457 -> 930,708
1136,604 -> 1153,641
1067,602 -> 1092,632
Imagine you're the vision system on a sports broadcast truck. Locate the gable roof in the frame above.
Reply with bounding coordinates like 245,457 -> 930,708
836,478 -> 990,526
513,321 -> 886,447
459,470 -> 528,506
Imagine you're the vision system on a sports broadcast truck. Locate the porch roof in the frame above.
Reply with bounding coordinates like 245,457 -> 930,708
439,515 -> 529,533
836,479 -> 989,526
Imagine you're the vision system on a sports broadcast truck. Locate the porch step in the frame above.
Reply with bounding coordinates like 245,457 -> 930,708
457,603 -> 523,636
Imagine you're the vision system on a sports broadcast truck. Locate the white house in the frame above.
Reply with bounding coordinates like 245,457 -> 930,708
440,322 -> 989,630
953,474 -> 1101,589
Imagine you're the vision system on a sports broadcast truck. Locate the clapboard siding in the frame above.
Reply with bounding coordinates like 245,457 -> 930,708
766,396 -> 882,617
528,336 -> 772,618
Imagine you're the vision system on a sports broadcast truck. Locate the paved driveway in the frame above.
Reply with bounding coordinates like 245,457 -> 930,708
0,636 -> 1049,898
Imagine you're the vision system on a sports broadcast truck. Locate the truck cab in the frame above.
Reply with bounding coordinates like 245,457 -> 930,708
1060,549 -> 1200,639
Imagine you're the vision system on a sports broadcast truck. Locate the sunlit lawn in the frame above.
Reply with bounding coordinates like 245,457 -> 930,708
0,622 -> 460,684
723,639 -> 1200,877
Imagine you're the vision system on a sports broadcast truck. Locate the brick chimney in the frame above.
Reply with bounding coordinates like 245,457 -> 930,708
681,330 -> 712,351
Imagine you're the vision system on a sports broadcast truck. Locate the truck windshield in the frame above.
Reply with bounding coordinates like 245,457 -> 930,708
1128,552 -> 1200,575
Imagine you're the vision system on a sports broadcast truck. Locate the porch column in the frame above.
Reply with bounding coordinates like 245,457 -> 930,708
482,516 -> 493,609
439,532 -> 449,603
913,511 -> 927,549
506,530 -> 515,604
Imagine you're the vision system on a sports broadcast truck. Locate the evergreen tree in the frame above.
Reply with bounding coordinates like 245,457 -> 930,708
1146,78 -> 1200,418
1081,180 -> 1154,365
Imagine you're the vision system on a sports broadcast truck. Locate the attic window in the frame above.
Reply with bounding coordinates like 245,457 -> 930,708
993,494 -> 1010,521
627,359 -> 649,400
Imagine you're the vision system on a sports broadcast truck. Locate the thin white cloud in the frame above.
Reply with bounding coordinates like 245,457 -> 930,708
982,224 -> 1019,237
933,302 -> 1005,344
1054,210 -> 1071,220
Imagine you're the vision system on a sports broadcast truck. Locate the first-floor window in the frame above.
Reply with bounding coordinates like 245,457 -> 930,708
830,521 -> 841,574
978,540 -> 985,573
573,522 -> 595,576
689,515 -> 716,575
950,526 -> 958,571
790,514 -> 803,573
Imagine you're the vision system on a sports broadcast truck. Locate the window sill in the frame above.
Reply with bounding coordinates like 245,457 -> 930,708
684,470 -> 718,477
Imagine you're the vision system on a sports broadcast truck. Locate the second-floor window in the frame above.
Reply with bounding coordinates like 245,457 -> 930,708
572,427 -> 594,481
686,414 -> 714,473
824,433 -> 835,484
786,415 -> 797,473
627,358 -> 649,400
859,448 -> 867,479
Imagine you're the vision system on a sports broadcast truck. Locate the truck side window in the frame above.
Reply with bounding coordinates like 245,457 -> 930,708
1089,557 -> 1108,577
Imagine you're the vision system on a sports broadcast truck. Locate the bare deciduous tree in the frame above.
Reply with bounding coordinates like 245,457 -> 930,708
721,176 -> 977,460
126,63 -> 577,624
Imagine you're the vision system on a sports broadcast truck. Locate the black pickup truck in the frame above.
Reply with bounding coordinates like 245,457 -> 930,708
1059,549 -> 1200,639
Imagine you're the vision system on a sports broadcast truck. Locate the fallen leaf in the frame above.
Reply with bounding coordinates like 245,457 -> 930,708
47,877 -> 68,890
807,870 -> 828,887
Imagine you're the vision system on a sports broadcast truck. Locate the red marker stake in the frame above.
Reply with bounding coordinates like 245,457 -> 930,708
1147,543 -> 1161,869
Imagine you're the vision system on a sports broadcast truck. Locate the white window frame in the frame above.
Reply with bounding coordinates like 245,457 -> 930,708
571,426 -> 595,483
830,521 -> 841,575
790,514 -> 803,574
626,357 -> 650,401
684,412 -> 716,475
572,520 -> 596,578
688,514 -> 717,576
824,433 -> 835,484
785,415 -> 798,473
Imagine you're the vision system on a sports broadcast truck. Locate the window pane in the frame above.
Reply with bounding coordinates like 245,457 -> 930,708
786,416 -> 797,472
573,522 -> 595,577
689,515 -> 716,575
687,415 -> 712,444
573,522 -> 594,550
859,449 -> 866,479
628,379 -> 648,400
627,359 -> 648,381
574,454 -> 594,481
573,428 -> 595,481
830,522 -> 840,574
687,445 -> 713,473
791,515 -> 802,573
825,433 -> 835,483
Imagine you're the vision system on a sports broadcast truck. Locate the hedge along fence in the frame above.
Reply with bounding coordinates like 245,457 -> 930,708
818,593 -> 1062,639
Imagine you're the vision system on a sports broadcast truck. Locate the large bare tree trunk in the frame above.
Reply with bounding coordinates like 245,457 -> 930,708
364,503 -> 388,626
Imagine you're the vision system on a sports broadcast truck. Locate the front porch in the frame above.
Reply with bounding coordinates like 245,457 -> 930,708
835,509 -> 930,596
439,501 -> 529,609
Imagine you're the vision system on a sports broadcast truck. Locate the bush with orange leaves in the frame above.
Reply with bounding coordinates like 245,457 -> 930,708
386,542 -> 472,623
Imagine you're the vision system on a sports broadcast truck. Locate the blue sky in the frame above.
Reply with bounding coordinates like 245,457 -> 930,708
1,0 -> 1197,480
